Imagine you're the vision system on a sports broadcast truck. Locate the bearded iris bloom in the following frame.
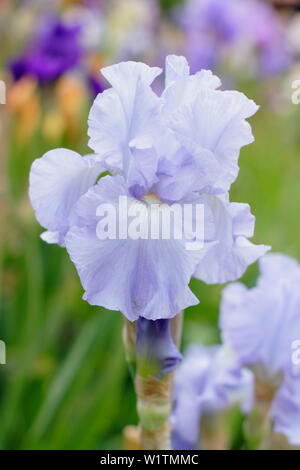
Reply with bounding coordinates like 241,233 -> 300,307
29,55 -> 269,322
220,253 -> 300,446
29,55 -> 269,450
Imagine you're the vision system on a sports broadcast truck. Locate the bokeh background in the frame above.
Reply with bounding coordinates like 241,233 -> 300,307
0,0 -> 300,450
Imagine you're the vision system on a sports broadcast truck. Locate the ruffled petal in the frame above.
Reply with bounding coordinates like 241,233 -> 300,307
194,195 -> 269,284
65,175 -> 210,320
88,61 -> 162,176
162,56 -> 221,119
165,55 -> 190,87
157,56 -> 221,160
169,89 -> 258,191
101,61 -> 162,91
29,149 -> 103,245
66,227 -> 203,321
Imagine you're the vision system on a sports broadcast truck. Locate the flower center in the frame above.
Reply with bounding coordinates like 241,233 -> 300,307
142,193 -> 161,205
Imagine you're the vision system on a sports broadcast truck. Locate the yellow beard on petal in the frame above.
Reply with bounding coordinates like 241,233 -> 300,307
143,193 -> 161,205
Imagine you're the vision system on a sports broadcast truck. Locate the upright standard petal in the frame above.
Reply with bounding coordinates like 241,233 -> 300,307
101,61 -> 162,94
169,89 -> 258,191
29,149 -> 103,245
194,195 -> 269,284
165,55 -> 191,88
88,61 -> 162,174
161,58 -> 221,124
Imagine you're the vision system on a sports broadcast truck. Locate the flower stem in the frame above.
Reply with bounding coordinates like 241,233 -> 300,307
135,373 -> 173,449
122,319 -> 137,379
244,378 -> 274,449
123,314 -> 183,450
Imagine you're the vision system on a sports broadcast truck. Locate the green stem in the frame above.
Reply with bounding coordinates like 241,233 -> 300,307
123,314 -> 183,450
244,378 -> 274,449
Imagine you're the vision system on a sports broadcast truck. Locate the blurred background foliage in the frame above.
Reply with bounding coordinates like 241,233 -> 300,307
0,0 -> 300,449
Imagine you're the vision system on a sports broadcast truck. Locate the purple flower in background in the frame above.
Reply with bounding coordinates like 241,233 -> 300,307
244,1 -> 291,76
29,55 -> 269,321
179,0 -> 290,77
220,253 -> 300,445
171,344 -> 254,450
88,74 -> 106,99
10,19 -> 82,84
221,253 -> 300,379
180,0 -> 241,71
